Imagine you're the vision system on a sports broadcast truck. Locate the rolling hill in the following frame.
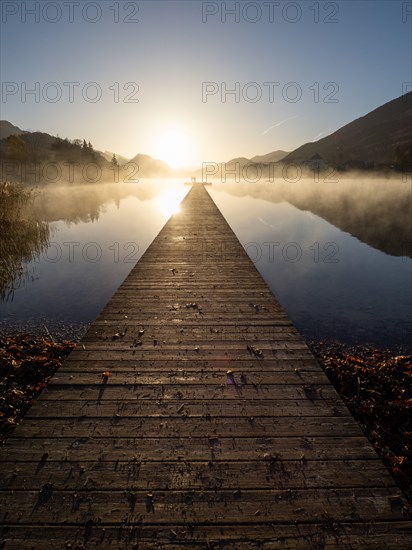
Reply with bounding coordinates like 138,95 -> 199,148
128,153 -> 173,178
0,120 -> 23,140
283,92 -> 412,168
250,150 -> 289,163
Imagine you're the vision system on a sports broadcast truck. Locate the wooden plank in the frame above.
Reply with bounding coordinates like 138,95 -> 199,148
48,370 -> 331,385
0,488 -> 408,524
64,350 -> 315,361
71,342 -> 309,350
80,334 -> 305,345
1,524 -> 412,550
0,522 -> 411,550
37,385 -> 339,401
82,324 -> 300,337
0,523 -> 411,550
12,416 -> 363,438
91,319 -> 294,326
0,459 -> 394,491
24,399 -> 351,419
0,436 -> 379,461
0,183 -> 409,547
58,358 -> 324,371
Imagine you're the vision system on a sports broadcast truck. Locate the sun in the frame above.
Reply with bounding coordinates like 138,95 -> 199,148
151,126 -> 193,169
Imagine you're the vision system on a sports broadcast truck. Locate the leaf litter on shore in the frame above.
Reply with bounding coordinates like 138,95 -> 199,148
0,333 -> 75,442
310,341 -> 411,502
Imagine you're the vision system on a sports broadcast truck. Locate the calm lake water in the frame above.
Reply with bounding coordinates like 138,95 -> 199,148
1,178 -> 411,352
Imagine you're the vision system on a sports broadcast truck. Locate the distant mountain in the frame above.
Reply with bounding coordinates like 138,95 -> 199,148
283,92 -> 412,168
225,157 -> 251,166
22,131 -> 62,156
0,120 -> 23,140
224,153 -> 289,166
128,153 -> 173,177
196,153 -> 290,180
250,150 -> 289,163
0,130 -> 107,164
100,150 -> 130,166
0,123 -> 178,180
0,127 -> 110,183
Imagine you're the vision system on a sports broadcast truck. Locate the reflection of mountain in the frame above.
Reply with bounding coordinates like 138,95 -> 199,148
31,182 -> 171,224
284,92 -> 412,168
212,179 -> 412,258
1,181 -> 177,297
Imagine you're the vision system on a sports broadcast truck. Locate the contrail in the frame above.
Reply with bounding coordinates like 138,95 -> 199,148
262,115 -> 298,135
312,128 -> 332,141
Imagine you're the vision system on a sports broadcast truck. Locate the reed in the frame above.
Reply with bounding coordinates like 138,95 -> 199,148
0,182 -> 50,300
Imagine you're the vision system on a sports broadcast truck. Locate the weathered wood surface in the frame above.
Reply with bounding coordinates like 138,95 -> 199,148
0,184 -> 410,548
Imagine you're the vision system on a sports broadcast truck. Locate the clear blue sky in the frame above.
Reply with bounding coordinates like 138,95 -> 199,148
1,0 -> 411,166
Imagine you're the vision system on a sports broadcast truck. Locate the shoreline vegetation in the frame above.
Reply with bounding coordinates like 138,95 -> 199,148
0,182 -> 49,300
0,329 -> 410,502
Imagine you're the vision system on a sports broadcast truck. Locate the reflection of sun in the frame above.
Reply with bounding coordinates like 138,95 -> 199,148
151,126 -> 193,169
155,190 -> 183,217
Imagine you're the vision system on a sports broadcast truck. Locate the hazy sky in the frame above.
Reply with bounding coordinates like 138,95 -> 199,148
1,0 -> 411,166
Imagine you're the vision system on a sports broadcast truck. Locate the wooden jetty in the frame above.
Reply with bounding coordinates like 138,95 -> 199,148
0,184 -> 410,548
184,177 -> 212,186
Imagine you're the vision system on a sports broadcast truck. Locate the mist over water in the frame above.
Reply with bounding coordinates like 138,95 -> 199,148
208,175 -> 411,351
0,179 -> 188,329
208,174 -> 412,258
0,176 -> 410,352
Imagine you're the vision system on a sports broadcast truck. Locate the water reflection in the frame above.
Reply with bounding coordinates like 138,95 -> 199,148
209,177 -> 411,258
208,178 -> 412,351
0,177 -> 410,351
0,180 -> 188,326
154,189 -> 183,217
0,183 -> 50,301
31,180 -> 180,224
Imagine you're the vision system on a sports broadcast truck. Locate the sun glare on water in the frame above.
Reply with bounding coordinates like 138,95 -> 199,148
155,189 -> 184,218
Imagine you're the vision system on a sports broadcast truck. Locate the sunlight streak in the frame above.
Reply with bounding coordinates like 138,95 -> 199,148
154,189 -> 183,217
